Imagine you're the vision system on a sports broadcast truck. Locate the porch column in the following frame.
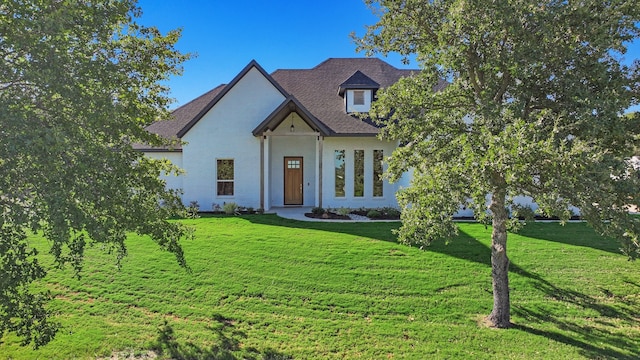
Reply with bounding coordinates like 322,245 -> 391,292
260,136 -> 264,209
263,134 -> 271,210
315,135 -> 323,208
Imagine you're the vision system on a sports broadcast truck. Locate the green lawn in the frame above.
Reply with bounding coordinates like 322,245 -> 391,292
2,215 -> 639,359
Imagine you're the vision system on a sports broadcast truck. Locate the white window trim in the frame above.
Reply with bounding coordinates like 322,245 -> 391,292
216,158 -> 235,197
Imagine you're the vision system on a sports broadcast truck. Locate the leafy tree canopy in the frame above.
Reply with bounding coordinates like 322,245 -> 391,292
1,0 -> 191,346
356,0 -> 640,327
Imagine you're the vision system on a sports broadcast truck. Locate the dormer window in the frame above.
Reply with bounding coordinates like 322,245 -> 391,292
353,90 -> 365,105
346,89 -> 372,113
338,70 -> 380,114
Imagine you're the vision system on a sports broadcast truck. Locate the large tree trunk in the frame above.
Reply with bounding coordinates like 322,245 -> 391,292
486,186 -> 511,328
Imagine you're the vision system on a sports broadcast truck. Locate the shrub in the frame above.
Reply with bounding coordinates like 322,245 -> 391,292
384,207 -> 401,218
246,207 -> 255,214
337,207 -> 350,216
311,207 -> 325,215
223,202 -> 238,215
512,204 -> 535,220
367,209 -> 381,219
256,208 -> 265,214
211,203 -> 222,213
187,201 -> 200,219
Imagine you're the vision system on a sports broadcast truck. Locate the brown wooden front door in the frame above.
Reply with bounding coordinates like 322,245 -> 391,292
284,157 -> 303,205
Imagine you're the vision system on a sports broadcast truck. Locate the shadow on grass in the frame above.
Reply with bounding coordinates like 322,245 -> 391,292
151,313 -> 291,360
439,228 -> 639,359
242,214 -> 639,359
243,214 -> 400,242
516,222 -> 623,255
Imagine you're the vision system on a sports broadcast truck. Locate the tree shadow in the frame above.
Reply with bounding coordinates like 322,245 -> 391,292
151,313 -> 292,360
439,228 -> 640,358
516,222 -> 623,255
242,215 -> 639,358
244,214 -> 400,243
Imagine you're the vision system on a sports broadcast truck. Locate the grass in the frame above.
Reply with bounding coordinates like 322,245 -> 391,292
1,215 -> 639,359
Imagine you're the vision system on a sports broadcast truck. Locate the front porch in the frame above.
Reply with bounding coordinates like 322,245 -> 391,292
258,113 -> 325,211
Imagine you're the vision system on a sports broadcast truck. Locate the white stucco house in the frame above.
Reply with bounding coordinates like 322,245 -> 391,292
137,58 -> 430,211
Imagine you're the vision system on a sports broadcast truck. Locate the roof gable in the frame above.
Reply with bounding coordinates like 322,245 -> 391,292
176,60 -> 289,138
252,96 -> 331,136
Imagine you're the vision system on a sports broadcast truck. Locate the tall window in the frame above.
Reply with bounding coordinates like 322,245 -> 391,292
217,159 -> 234,196
354,150 -> 364,197
353,90 -> 365,105
373,150 -> 383,197
334,150 -> 345,197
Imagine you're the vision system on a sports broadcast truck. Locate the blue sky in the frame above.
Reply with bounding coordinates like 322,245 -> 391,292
136,0 -> 639,111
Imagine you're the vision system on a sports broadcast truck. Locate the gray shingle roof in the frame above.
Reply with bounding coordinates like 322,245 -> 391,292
271,58 -> 418,135
134,84 -> 226,150
141,58 -> 421,147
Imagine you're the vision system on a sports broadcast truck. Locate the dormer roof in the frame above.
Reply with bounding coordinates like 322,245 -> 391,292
337,70 -> 380,96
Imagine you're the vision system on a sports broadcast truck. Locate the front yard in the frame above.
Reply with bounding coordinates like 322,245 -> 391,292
2,215 -> 639,359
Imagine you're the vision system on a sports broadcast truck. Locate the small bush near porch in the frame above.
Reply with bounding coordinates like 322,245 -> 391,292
2,215 -> 638,359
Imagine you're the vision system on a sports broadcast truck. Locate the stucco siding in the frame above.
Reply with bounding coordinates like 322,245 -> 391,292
181,67 -> 286,210
144,152 -> 184,192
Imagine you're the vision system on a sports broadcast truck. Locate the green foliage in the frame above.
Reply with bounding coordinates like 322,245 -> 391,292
311,207 -> 325,215
382,207 -> 401,218
356,0 -> 640,326
0,0 -> 191,346
1,217 -> 638,359
367,209 -> 382,219
358,0 -> 640,251
337,207 -> 351,216
186,201 -> 200,219
223,202 -> 238,215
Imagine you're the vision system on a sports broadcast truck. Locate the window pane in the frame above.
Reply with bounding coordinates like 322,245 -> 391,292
373,150 -> 383,197
288,160 -> 300,169
217,181 -> 234,196
354,150 -> 364,197
217,160 -> 234,180
334,150 -> 345,197
354,90 -> 365,105
217,159 -> 234,196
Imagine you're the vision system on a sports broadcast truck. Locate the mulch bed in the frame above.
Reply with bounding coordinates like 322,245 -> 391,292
304,212 -> 351,220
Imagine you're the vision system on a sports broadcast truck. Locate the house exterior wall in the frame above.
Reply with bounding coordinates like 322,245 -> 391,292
321,137 -> 399,209
181,67 -> 286,210
144,151 -> 184,192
